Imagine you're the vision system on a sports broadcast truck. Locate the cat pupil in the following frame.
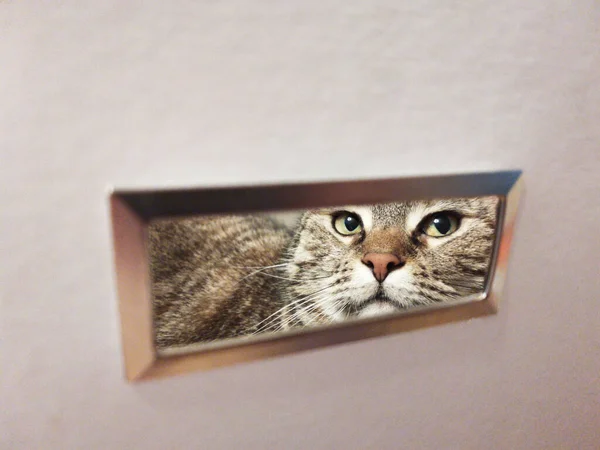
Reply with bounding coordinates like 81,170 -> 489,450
433,215 -> 451,234
345,216 -> 359,231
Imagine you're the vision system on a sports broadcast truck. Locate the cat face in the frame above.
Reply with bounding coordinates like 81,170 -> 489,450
281,197 -> 499,326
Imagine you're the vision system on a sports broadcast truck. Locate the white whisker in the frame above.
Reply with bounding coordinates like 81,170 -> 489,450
287,289 -> 342,328
254,272 -> 330,282
231,263 -> 290,270
250,284 -> 336,335
252,291 -> 332,335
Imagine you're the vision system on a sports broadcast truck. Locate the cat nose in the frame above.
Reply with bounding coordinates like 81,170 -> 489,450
361,253 -> 403,282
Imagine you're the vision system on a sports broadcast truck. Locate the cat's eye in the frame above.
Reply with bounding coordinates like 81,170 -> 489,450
421,213 -> 460,237
333,212 -> 363,236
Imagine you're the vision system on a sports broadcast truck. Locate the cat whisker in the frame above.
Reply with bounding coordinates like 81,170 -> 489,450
230,263 -> 290,270
284,290 -> 343,328
251,297 -> 320,334
235,264 -> 289,285
236,266 -> 288,285
253,291 -> 333,335
250,284 -> 336,335
277,292 -> 342,331
253,272 -> 330,282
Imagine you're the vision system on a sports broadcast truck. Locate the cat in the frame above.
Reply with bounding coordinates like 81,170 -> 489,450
149,197 -> 499,349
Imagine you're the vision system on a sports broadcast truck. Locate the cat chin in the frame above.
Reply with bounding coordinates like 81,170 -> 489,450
356,302 -> 399,319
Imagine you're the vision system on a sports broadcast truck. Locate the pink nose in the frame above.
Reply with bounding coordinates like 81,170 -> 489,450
361,253 -> 403,282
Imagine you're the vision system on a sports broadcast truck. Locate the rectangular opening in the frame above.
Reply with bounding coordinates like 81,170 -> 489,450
109,171 -> 522,381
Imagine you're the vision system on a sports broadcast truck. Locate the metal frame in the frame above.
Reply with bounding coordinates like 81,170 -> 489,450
109,170 -> 523,381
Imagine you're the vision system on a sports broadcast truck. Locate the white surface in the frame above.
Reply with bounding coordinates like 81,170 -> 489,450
2,1 -> 599,448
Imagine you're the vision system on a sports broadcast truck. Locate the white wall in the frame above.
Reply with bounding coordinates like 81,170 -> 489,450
2,1 -> 599,448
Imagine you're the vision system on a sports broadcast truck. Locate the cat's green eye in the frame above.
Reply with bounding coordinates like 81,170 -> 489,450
422,213 -> 460,237
333,212 -> 363,236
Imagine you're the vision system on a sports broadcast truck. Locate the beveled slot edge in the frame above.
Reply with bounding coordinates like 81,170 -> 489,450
108,170 -> 523,382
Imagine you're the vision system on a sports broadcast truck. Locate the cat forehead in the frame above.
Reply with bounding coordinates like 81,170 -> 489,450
370,198 -> 494,228
306,197 -> 496,229
305,202 -> 443,229
369,201 -> 447,228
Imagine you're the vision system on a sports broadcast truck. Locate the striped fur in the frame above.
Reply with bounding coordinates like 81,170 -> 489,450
150,197 -> 499,348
